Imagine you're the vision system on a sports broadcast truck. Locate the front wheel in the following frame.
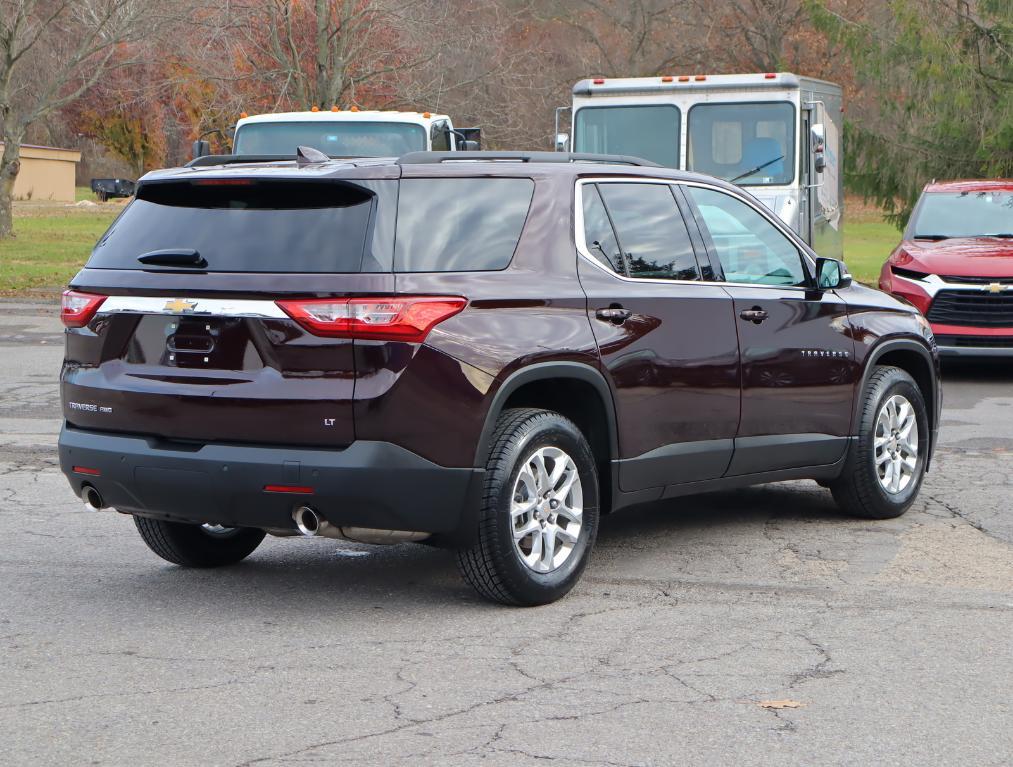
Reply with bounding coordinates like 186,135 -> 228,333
134,517 -> 266,567
456,408 -> 600,606
830,365 -> 930,519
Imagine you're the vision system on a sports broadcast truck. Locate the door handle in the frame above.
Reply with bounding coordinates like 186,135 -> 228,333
739,307 -> 769,324
596,306 -> 632,324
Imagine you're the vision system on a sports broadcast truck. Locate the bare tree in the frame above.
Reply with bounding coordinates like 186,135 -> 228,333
0,0 -> 167,238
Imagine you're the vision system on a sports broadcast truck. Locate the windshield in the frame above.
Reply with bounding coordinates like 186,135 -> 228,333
574,105 -> 680,168
688,102 -> 795,186
910,191 -> 1013,238
233,121 -> 427,157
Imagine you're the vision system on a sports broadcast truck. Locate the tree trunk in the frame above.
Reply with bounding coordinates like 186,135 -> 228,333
0,136 -> 22,240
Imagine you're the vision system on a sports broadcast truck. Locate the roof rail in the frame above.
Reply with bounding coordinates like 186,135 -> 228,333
185,154 -> 296,168
396,151 -> 660,168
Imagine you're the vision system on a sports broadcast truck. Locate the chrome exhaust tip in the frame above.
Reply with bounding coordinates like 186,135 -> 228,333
82,485 -> 105,512
293,505 -> 322,537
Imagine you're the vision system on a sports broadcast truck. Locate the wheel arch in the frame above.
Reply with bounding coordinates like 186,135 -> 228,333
475,362 -> 619,510
858,338 -> 939,464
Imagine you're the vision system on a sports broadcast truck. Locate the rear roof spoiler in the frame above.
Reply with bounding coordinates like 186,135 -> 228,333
397,151 -> 660,167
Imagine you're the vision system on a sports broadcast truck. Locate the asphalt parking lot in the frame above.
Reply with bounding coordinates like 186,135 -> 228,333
1,297 -> 1011,767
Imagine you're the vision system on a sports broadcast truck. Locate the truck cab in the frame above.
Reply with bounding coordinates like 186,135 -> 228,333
559,72 -> 843,259
200,110 -> 478,159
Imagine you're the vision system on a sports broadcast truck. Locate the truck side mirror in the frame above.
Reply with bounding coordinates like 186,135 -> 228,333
811,124 -> 826,174
192,139 -> 211,159
815,257 -> 852,290
555,132 -> 570,152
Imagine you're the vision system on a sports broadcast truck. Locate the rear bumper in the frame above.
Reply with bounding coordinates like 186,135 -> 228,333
59,425 -> 484,536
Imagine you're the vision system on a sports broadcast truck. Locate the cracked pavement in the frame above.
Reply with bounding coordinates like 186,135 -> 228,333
1,298 -> 1011,766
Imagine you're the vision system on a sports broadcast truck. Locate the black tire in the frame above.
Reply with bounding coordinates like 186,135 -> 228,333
830,366 -> 930,519
133,517 -> 266,567
456,408 -> 600,606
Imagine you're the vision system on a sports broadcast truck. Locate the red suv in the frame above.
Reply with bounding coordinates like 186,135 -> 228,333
879,179 -> 1013,356
59,151 -> 940,605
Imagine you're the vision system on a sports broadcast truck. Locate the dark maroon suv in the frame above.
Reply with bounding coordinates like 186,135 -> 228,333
59,151 -> 940,605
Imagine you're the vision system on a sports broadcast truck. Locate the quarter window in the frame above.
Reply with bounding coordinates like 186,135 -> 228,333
394,178 -> 533,272
597,183 -> 700,281
685,186 -> 807,287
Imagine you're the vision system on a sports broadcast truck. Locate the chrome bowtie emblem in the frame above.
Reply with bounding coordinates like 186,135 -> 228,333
163,298 -> 198,313
985,283 -> 1007,294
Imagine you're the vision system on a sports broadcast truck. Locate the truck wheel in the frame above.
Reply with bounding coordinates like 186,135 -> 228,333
456,408 -> 600,606
133,517 -> 266,567
830,366 -> 929,519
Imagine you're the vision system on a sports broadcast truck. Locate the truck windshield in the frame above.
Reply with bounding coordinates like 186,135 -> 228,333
910,191 -> 1013,238
574,105 -> 680,168
233,121 -> 427,157
688,103 -> 795,186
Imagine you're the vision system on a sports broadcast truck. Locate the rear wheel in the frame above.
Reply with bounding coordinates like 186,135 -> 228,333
830,366 -> 929,519
456,408 -> 600,606
133,517 -> 266,567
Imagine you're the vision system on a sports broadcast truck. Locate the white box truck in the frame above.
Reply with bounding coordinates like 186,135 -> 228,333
558,72 -> 843,259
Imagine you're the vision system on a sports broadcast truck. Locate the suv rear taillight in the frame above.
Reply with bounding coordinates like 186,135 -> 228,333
277,296 -> 467,342
61,290 -> 107,328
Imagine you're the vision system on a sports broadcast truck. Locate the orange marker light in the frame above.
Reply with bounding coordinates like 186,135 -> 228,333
331,105 -> 339,112
661,76 -> 673,82
240,112 -> 248,119
422,112 -> 431,118
350,106 -> 359,112
694,75 -> 706,81
310,106 -> 320,112
678,76 -> 690,82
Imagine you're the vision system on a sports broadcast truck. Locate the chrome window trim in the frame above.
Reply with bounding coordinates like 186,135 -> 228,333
574,176 -> 816,292
98,296 -> 289,319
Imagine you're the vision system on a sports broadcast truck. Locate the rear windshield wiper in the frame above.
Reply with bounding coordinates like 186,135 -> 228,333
912,234 -> 951,241
137,249 -> 208,268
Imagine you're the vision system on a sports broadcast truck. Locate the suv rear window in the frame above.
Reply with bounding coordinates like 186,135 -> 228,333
394,178 -> 534,272
87,179 -> 394,273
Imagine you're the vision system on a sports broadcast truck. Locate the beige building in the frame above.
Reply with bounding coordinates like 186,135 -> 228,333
2,143 -> 81,202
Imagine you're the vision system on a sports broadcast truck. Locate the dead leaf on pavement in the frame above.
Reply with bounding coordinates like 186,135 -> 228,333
758,699 -> 806,709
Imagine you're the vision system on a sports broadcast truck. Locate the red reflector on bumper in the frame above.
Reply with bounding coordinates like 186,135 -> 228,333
263,485 -> 314,494
73,466 -> 101,476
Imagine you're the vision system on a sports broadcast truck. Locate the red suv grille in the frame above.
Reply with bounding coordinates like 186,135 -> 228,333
926,290 -> 1013,327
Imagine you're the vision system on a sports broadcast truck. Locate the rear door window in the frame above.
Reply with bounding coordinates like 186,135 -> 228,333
581,184 -> 625,273
87,179 -> 394,273
597,183 -> 701,280
394,178 -> 534,272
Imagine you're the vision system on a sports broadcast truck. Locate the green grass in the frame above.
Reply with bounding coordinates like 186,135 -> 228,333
75,186 -> 97,202
0,194 -> 903,293
842,219 -> 900,286
0,207 -> 118,292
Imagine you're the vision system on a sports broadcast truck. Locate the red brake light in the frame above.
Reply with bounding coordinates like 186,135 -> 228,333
264,484 -> 314,494
73,466 -> 101,476
61,290 -> 106,328
277,296 -> 467,342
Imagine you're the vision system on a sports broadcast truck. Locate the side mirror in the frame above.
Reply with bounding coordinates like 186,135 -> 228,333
811,124 -> 826,174
555,132 -> 570,152
191,139 -> 210,159
815,257 -> 852,290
